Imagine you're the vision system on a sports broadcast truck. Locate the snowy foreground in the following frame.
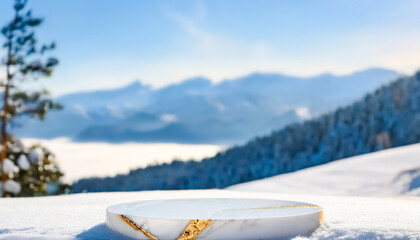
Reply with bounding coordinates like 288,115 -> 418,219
0,190 -> 419,239
0,144 -> 419,239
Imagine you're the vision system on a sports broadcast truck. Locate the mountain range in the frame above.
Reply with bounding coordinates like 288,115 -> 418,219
72,71 -> 420,192
13,68 -> 398,145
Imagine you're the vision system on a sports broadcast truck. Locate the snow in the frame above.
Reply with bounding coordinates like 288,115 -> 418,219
2,179 -> 21,194
295,107 -> 311,120
0,190 -> 419,239
17,155 -> 30,170
21,138 -> 221,182
230,143 -> 420,197
2,159 -> 19,175
0,144 -> 419,239
27,148 -> 43,165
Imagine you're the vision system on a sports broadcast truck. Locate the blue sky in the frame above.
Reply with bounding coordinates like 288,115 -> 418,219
1,0 -> 420,95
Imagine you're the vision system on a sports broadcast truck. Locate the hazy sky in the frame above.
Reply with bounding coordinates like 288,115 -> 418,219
1,0 -> 420,95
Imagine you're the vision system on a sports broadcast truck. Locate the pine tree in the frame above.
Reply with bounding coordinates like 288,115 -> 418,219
1,0 -> 65,197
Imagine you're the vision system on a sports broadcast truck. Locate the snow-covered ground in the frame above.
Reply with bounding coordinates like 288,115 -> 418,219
0,144 -> 419,239
230,143 -> 420,197
0,190 -> 419,239
21,138 -> 221,182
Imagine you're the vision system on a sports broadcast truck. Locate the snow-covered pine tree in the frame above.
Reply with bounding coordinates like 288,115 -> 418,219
0,0 -> 66,197
2,136 -> 68,197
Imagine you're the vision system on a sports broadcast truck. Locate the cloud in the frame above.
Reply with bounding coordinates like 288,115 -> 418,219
163,1 -> 275,59
163,1 -> 220,53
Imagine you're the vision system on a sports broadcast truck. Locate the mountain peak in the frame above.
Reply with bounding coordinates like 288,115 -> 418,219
350,67 -> 398,77
311,67 -> 398,80
123,80 -> 149,90
178,77 -> 212,87
161,77 -> 212,92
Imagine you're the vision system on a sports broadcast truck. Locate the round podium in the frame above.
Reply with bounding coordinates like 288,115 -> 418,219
106,198 -> 322,239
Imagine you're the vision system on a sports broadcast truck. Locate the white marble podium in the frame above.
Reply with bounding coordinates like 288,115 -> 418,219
106,198 -> 323,240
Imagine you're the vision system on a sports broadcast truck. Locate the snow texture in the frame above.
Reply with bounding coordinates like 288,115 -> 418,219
2,159 -> 18,175
2,180 -> 21,194
17,155 -> 30,170
27,148 -> 43,165
0,144 -> 419,239
0,190 -> 419,239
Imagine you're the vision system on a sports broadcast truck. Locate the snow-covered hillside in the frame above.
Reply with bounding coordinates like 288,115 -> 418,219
230,143 -> 420,196
0,144 -> 419,239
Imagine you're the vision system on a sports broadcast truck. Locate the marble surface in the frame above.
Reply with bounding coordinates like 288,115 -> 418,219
106,198 -> 323,240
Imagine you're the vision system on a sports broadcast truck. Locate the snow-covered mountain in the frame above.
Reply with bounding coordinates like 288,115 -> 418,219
12,68 -> 398,144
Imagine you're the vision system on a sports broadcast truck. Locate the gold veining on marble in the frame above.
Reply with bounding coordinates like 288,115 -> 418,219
119,214 -> 159,240
118,205 -> 322,239
319,210 -> 324,224
176,219 -> 213,240
223,205 -> 320,211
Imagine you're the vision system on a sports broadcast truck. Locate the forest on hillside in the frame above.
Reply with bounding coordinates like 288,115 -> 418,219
72,72 -> 420,192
